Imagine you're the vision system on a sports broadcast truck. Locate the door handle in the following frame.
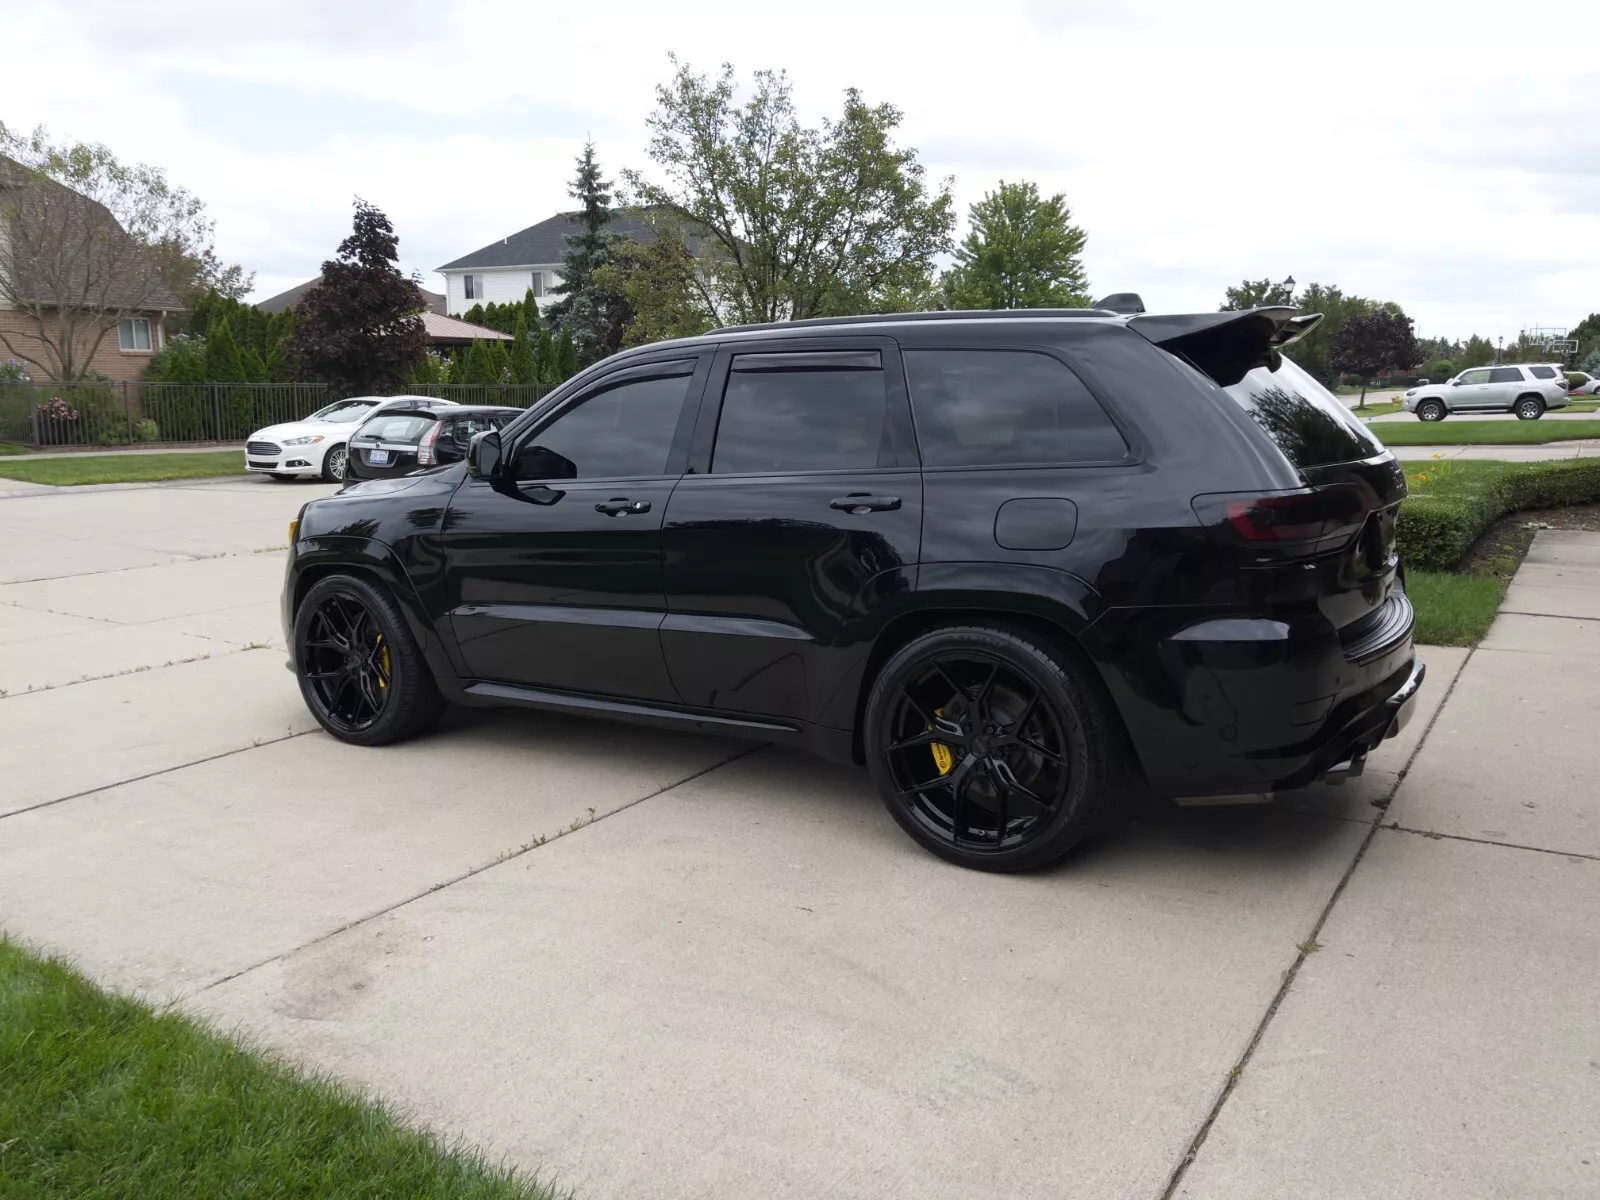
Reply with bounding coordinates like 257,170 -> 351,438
595,498 -> 651,516
830,493 -> 901,514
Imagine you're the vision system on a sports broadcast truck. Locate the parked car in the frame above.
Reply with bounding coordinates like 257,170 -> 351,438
245,396 -> 458,481
281,303 -> 1422,872
1401,364 -> 1570,421
344,405 -> 524,483
1566,371 -> 1600,397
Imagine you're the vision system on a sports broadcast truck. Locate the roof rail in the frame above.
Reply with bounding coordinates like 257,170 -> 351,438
707,308 -> 1117,336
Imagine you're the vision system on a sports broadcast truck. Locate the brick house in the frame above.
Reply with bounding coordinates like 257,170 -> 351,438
0,157 -> 182,383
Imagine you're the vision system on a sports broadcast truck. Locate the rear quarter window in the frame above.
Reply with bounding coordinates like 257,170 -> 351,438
1220,356 -> 1383,469
1528,366 -> 1557,380
903,348 -> 1127,467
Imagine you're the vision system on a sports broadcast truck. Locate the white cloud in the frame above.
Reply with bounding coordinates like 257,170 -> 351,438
3,0 -> 1595,339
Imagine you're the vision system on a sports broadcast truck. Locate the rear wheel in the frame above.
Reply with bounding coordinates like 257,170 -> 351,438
864,625 -> 1120,872
1516,396 -> 1545,420
321,444 -> 348,481
1416,399 -> 1446,422
292,574 -> 442,745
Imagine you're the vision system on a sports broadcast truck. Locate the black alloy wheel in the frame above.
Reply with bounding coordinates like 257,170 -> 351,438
865,625 -> 1119,872
1416,400 -> 1446,422
293,574 -> 442,745
1516,397 -> 1544,421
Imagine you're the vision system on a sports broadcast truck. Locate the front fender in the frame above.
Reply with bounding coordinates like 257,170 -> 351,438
282,534 -> 459,682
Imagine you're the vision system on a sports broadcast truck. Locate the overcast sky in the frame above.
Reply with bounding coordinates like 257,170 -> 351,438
5,0 -> 1595,343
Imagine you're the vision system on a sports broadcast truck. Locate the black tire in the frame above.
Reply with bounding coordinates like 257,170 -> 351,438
863,624 -> 1122,872
1515,396 -> 1544,421
292,574 -> 443,746
1416,399 -> 1446,422
321,444 -> 348,482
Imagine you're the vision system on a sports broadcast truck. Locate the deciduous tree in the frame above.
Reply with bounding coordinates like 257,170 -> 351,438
591,221 -> 715,348
941,181 -> 1090,310
1220,275 -> 1298,311
1329,309 -> 1420,406
1460,334 -> 1496,368
290,199 -> 428,396
0,122 -> 248,380
623,58 -> 955,325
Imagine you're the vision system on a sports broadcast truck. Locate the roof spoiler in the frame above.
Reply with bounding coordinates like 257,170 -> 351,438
1128,307 -> 1325,386
1094,292 -> 1145,314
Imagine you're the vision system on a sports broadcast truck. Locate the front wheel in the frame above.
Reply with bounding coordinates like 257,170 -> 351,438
863,625 -> 1121,872
1516,397 -> 1545,421
292,574 -> 442,745
1416,399 -> 1446,422
321,444 -> 348,481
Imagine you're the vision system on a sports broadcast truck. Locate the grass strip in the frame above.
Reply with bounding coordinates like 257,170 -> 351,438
1406,570 -> 1507,646
0,936 -> 558,1199
1376,419 -> 1600,446
0,451 -> 248,485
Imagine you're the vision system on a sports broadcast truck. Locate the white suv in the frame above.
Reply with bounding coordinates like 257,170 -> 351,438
1402,364 -> 1571,422
245,396 -> 457,481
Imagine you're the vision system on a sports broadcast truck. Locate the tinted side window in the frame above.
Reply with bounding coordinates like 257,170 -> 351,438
1488,367 -> 1523,383
357,415 -> 434,445
1459,369 -> 1491,384
712,353 -> 888,474
518,373 -> 691,481
1528,366 -> 1557,380
904,349 -> 1127,467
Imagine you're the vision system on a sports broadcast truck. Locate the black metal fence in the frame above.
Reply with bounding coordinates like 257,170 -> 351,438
0,380 -> 558,448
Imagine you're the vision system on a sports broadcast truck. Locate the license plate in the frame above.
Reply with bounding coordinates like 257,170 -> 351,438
367,449 -> 390,465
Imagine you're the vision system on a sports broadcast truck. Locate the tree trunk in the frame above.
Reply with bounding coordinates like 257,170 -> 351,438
1358,380 -> 1368,409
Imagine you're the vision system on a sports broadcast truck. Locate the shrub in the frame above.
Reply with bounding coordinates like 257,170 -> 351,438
133,418 -> 160,441
1398,460 -> 1600,570
1566,372 -> 1588,388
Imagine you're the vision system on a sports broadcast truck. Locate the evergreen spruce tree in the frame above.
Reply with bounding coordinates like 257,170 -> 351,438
204,318 -> 247,382
510,312 -> 536,384
546,140 -> 617,366
555,327 -> 579,381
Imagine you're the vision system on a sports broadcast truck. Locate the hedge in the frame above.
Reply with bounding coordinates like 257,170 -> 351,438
1397,459 -> 1600,570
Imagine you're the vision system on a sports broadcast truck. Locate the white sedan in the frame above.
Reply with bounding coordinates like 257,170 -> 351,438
1568,372 -> 1600,397
244,396 -> 457,481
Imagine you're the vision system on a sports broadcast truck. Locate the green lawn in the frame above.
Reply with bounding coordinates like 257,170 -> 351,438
1346,400 -> 1403,418
1407,570 -> 1507,646
1376,419 -> 1600,446
0,937 -> 557,1199
0,441 -> 29,455
0,451 -> 248,485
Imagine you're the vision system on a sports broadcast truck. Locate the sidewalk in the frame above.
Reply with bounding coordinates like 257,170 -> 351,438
1388,441 -> 1600,461
1174,529 -> 1600,1198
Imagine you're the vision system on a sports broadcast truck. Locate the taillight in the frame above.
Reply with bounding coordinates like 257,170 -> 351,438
416,422 -> 441,466
1194,486 -> 1367,556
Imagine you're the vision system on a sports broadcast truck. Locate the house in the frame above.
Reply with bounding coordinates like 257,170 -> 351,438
435,210 -> 684,317
0,157 -> 182,382
256,277 -> 447,316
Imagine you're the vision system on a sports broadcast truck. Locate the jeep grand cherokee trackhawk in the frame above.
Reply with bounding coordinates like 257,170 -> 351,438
281,300 -> 1423,872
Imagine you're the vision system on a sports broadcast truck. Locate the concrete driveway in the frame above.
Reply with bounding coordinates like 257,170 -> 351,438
1,474 -> 1594,1199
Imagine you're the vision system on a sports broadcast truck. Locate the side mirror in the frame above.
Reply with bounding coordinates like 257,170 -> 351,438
467,430 -> 502,479
1450,379 -> 1461,386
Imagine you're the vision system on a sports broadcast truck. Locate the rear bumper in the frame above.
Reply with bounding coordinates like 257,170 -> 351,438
1093,604 -> 1423,796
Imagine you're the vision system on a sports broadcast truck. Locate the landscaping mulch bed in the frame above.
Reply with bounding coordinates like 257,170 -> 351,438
1456,502 -> 1600,580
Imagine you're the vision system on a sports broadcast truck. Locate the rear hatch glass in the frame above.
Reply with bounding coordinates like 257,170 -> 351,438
1220,356 -> 1383,470
353,414 -> 436,446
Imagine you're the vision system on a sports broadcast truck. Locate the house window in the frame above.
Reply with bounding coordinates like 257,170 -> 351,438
118,318 -> 152,352
529,272 -> 544,298
463,274 -> 478,300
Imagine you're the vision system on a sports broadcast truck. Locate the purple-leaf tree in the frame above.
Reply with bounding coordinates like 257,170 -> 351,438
1328,309 -> 1421,408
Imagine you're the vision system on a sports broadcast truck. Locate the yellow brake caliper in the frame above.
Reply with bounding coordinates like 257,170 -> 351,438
375,634 -> 390,689
929,706 -> 954,776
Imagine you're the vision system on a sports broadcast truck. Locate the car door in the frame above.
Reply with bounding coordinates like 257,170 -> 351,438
1486,366 -> 1526,409
660,338 -> 922,723
1451,367 -> 1495,409
440,355 -> 709,702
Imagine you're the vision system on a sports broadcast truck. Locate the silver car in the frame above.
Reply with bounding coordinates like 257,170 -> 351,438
1402,363 -> 1571,421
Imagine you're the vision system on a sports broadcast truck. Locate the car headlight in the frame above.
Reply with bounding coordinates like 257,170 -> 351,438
282,435 -> 325,446
1404,389 -> 1416,397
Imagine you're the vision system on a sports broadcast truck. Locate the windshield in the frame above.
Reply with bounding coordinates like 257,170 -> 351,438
307,399 -> 379,423
1222,355 -> 1383,469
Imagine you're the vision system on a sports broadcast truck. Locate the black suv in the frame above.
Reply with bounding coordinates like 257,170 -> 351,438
283,303 -> 1423,872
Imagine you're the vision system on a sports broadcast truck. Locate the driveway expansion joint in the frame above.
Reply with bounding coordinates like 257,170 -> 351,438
1157,645 -> 1475,1200
182,744 -> 767,1002
1383,822 -> 1600,862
